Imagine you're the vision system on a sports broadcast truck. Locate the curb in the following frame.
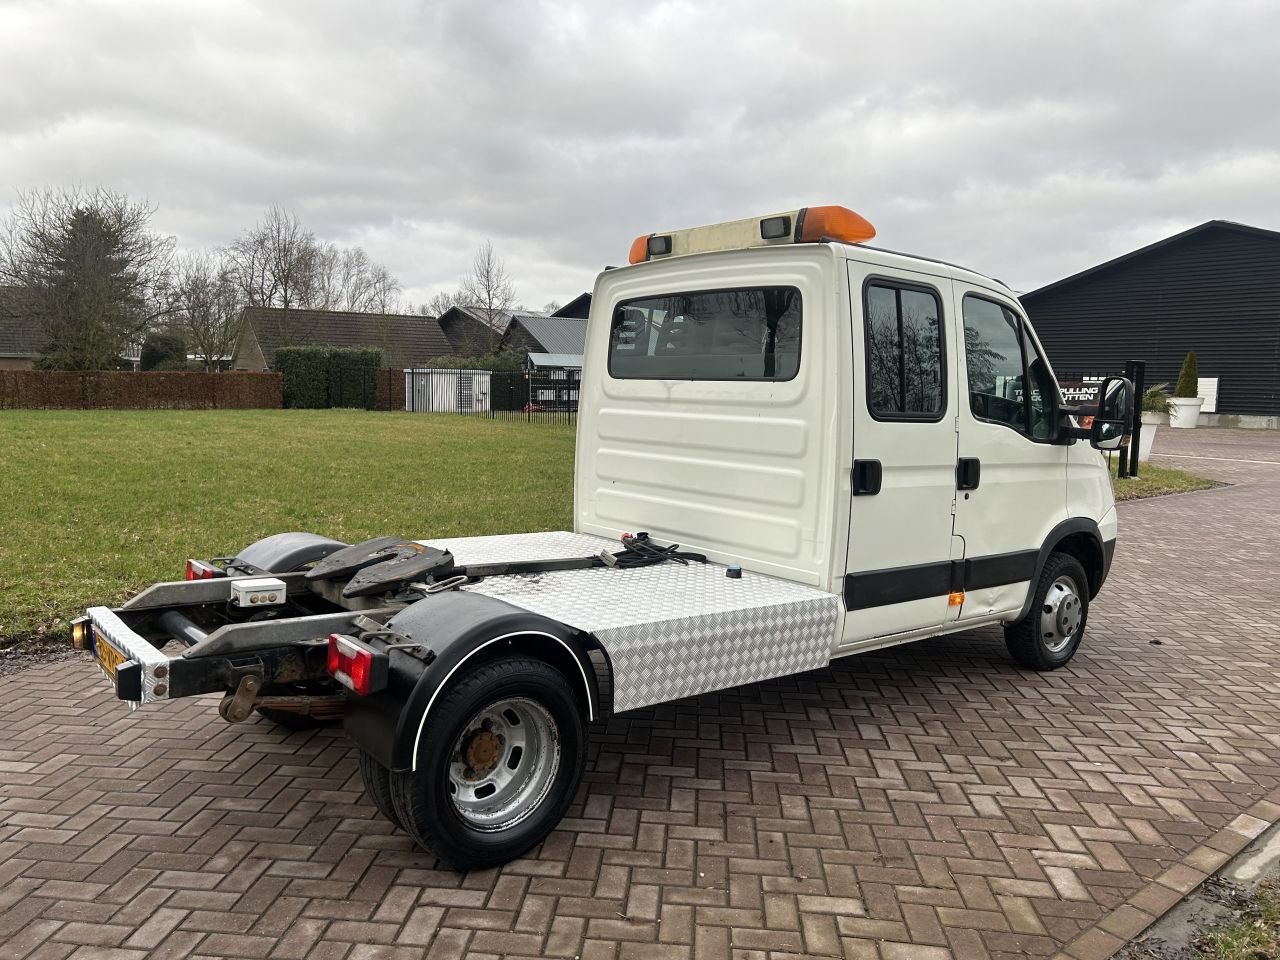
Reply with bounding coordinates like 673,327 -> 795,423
1050,786 -> 1280,960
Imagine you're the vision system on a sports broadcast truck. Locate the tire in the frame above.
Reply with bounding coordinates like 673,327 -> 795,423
1004,552 -> 1090,670
390,656 -> 587,870
359,749 -> 402,829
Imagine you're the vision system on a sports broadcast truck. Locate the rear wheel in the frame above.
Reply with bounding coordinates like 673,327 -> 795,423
359,750 -> 402,829
1005,552 -> 1090,670
390,656 -> 586,870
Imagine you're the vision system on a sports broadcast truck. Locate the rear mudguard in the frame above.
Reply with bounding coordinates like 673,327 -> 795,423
232,532 -> 348,575
343,591 -> 605,772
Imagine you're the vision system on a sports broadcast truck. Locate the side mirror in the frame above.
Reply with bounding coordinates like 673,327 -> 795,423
1090,376 -> 1133,450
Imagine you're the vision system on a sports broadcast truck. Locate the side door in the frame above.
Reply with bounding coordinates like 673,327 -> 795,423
841,262 -> 960,647
951,288 -> 1070,621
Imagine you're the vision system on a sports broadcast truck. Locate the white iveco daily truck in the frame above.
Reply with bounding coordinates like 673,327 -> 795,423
75,206 -> 1132,869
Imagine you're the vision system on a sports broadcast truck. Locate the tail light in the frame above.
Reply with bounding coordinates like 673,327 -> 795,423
327,634 -> 388,696
185,559 -> 221,581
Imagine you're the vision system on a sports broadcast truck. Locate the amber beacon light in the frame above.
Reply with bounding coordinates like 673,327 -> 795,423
794,205 -> 876,244
628,205 -> 877,264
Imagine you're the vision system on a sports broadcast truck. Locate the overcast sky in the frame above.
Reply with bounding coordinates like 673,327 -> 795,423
2,0 -> 1277,308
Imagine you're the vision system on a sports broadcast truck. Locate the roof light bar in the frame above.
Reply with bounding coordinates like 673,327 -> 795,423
627,205 -> 876,264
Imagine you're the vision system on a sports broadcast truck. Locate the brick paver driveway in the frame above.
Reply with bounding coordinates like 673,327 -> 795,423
4,428 -> 1280,960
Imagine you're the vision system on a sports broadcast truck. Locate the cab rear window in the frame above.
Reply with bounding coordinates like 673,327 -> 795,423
608,287 -> 801,381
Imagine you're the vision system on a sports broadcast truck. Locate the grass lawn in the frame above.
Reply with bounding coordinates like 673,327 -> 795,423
1198,878 -> 1280,960
0,410 -> 575,641
1109,456 -> 1220,501
0,410 -> 1222,643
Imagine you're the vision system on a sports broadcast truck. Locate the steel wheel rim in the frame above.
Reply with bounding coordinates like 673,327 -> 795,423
1040,576 -> 1083,653
446,697 -> 561,831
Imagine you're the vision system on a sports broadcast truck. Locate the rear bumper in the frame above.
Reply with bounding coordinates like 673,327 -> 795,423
85,606 -> 173,704
80,600 -> 385,706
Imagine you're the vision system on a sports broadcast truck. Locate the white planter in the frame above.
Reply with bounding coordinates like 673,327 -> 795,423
1137,413 -> 1159,462
1168,397 -> 1204,429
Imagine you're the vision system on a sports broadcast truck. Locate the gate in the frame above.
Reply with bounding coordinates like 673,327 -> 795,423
403,368 -> 577,424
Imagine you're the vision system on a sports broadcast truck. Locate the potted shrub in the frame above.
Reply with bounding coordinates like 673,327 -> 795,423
1137,383 -> 1172,461
1136,381 -> 1172,460
1168,351 -> 1203,428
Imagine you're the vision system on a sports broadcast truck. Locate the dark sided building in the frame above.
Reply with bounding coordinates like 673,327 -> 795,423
551,292 -> 591,319
1021,220 -> 1280,422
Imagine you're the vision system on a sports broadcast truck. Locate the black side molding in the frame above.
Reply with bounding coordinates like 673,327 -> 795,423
845,560 -> 952,610
845,548 -> 1038,611
965,550 -> 1037,591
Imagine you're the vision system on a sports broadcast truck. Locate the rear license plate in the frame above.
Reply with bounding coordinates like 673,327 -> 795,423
93,627 -> 128,680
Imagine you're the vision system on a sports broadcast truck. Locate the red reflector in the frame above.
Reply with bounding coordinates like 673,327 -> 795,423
185,559 -> 216,580
326,633 -> 387,696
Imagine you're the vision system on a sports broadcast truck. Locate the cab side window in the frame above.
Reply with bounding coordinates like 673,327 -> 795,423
962,295 -> 1057,440
864,280 -> 945,420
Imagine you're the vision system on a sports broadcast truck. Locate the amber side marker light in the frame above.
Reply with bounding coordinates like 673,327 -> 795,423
948,591 -> 965,607
71,616 -> 91,650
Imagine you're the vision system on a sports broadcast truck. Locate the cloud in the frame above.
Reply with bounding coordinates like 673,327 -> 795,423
1,0 -> 1278,306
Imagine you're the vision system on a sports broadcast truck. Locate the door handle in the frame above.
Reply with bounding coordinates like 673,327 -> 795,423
957,457 -> 981,491
852,460 -> 882,496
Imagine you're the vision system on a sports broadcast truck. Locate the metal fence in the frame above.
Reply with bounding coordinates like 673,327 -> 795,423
404,368 -> 579,425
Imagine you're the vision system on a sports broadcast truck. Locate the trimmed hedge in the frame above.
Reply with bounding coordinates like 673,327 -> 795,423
274,346 -> 385,409
0,371 -> 282,409
275,346 -> 330,409
329,348 -> 383,409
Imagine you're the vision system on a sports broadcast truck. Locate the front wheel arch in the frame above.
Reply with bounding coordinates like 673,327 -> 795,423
1013,519 -> 1107,622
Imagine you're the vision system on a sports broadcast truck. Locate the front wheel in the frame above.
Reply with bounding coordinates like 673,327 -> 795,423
389,656 -> 587,870
1004,552 -> 1090,670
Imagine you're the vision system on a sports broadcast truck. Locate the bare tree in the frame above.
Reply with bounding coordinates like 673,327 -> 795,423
226,208 -> 404,347
0,186 -> 175,369
310,242 -> 401,313
542,299 -> 562,314
225,205 -> 318,346
459,240 -> 516,351
171,250 -> 244,371
416,289 -> 458,319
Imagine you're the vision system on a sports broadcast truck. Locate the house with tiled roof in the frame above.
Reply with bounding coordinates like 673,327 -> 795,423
0,286 -> 43,370
232,307 -> 456,371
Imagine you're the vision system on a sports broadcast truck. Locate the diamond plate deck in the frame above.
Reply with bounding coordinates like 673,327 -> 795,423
421,532 -> 843,712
